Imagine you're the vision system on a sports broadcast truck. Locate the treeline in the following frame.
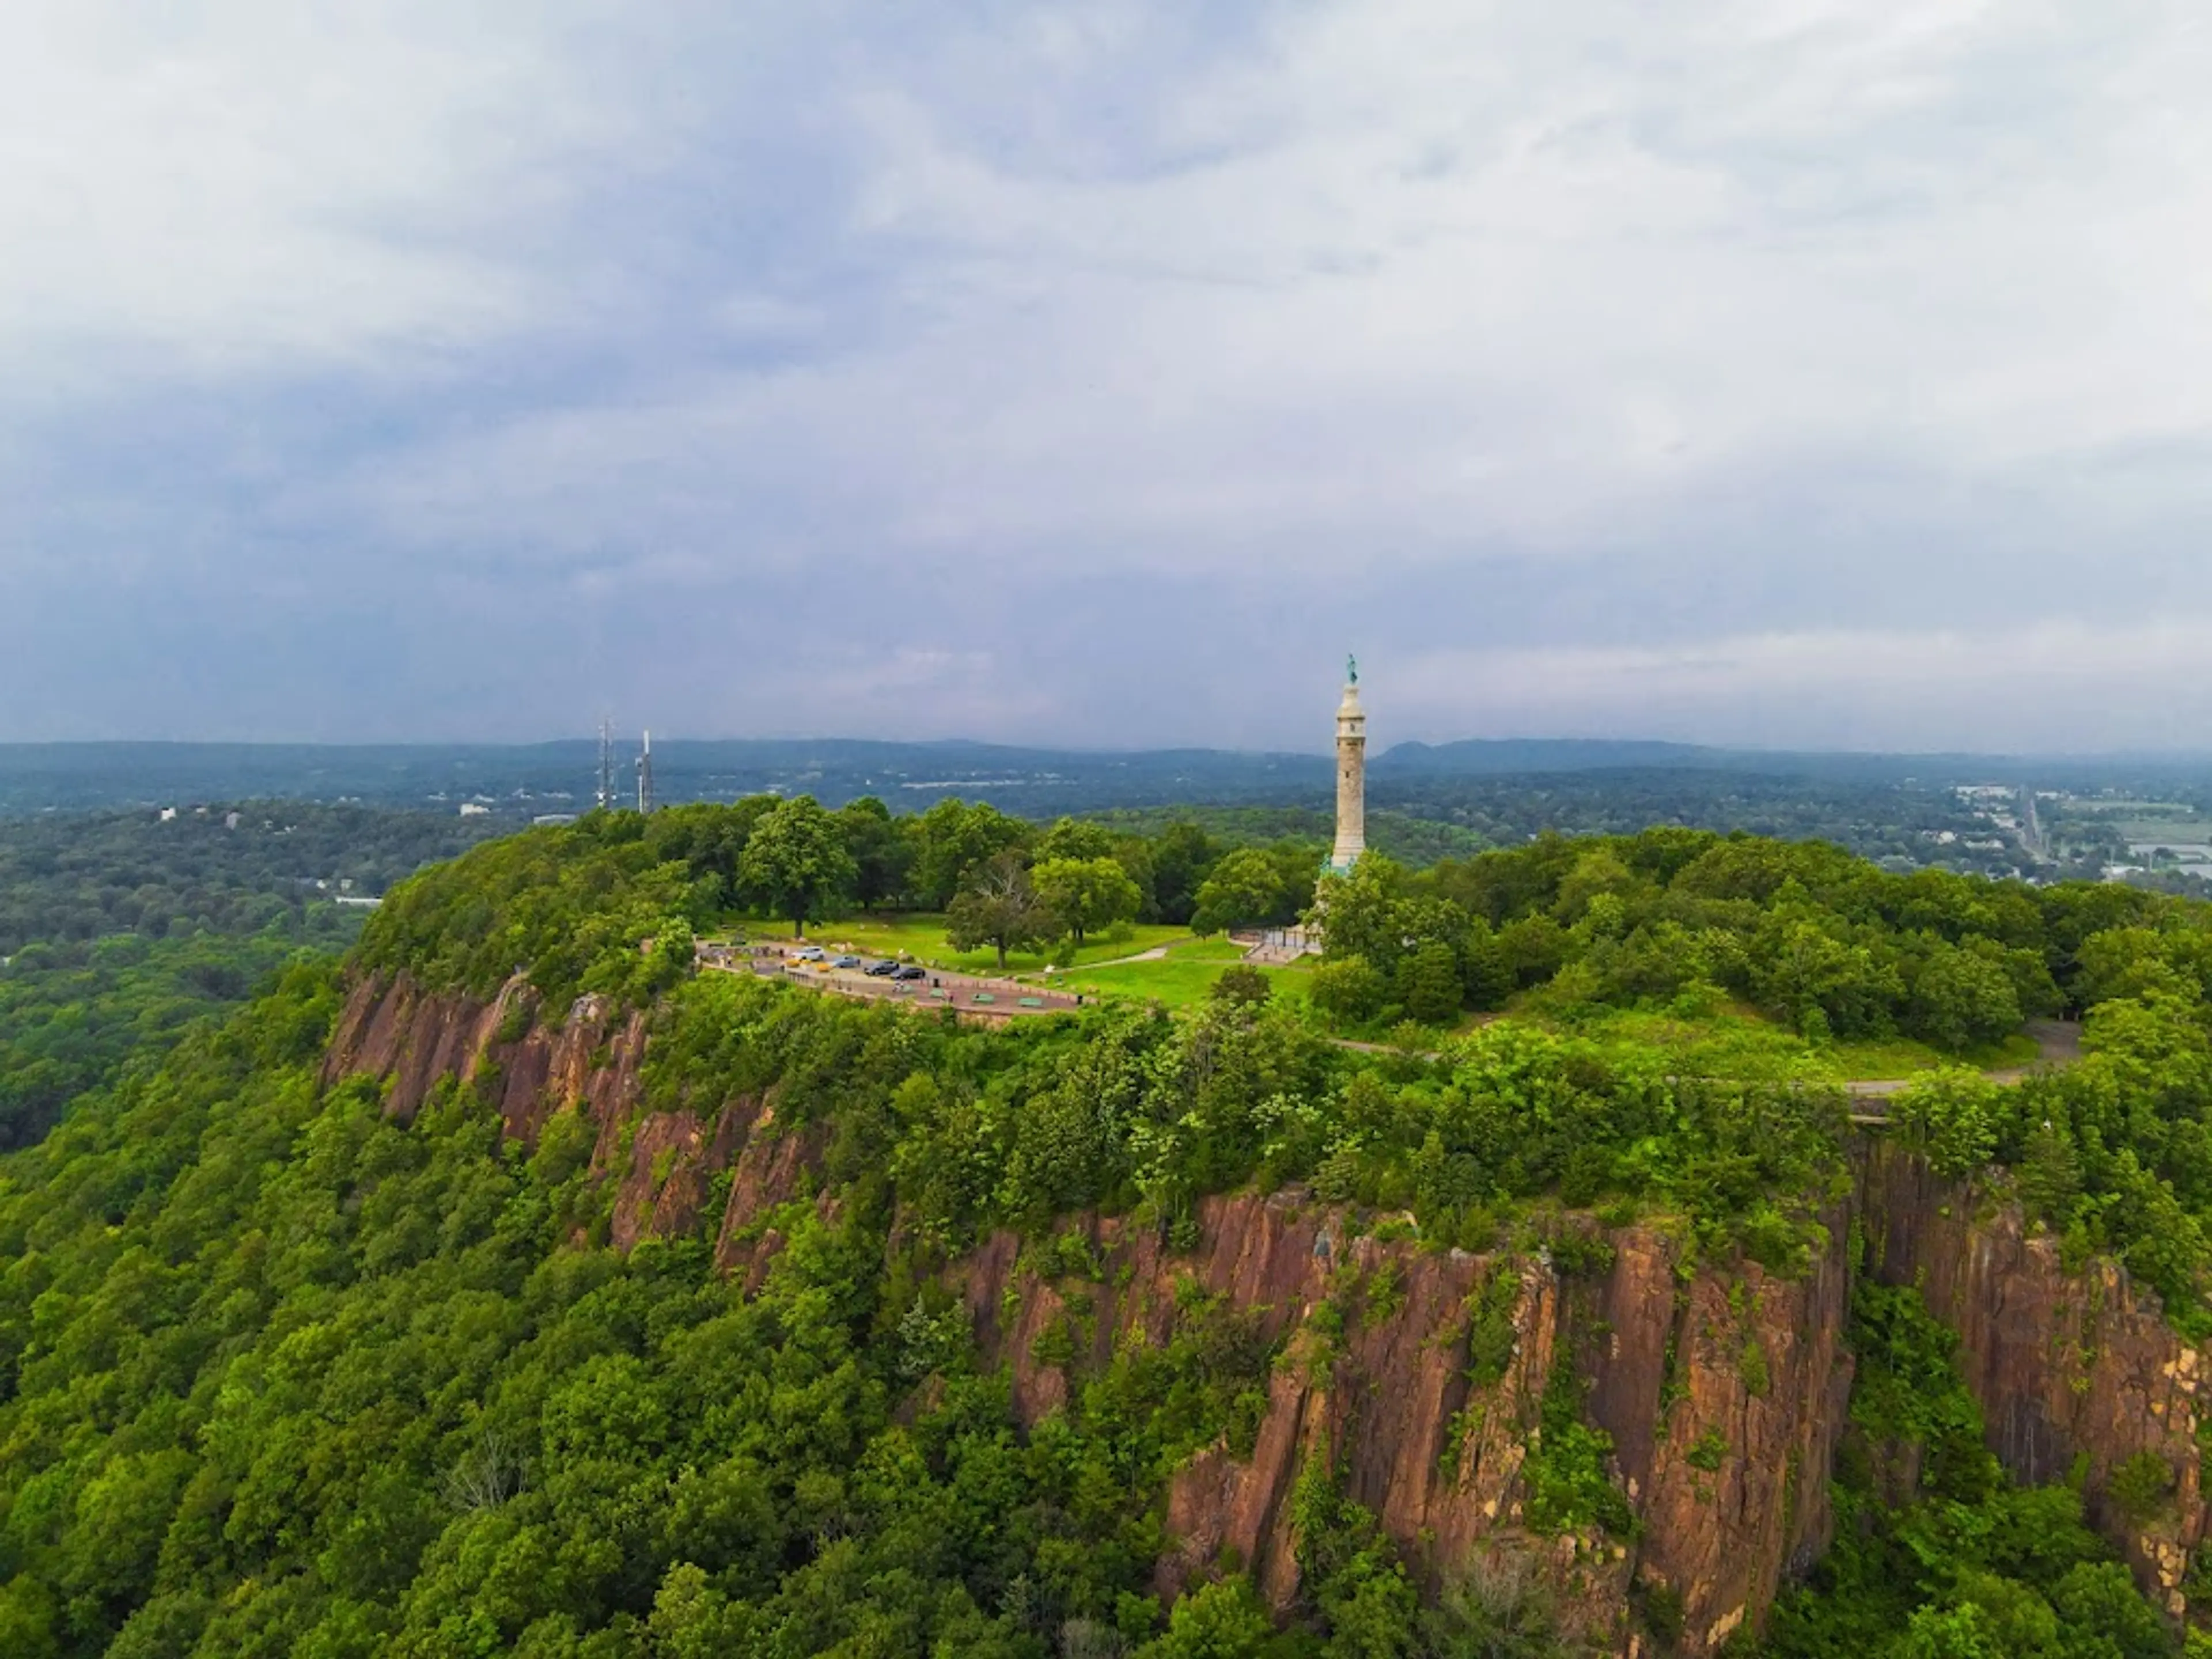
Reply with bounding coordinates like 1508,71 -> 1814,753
1301,828 -> 2164,1046
0,802 -> 495,956
0,930 -> 306,1153
361,801 -> 1332,997
1368,770 -> 2038,878
0,805 -> 493,1149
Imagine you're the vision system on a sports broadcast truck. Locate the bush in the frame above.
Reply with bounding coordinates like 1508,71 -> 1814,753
1394,941 -> 1464,1025
1309,956 -> 1387,1024
1209,964 -> 1273,1009
2106,1451 -> 2175,1526
1892,1069 -> 2001,1180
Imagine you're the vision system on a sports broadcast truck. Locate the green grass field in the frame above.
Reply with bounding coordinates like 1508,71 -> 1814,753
1060,940 -> 1315,1010
721,911 -> 1310,1008
728,912 -> 1198,978
719,912 -> 2049,1071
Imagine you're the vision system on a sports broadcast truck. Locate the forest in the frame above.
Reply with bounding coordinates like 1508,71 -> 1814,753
0,805 -> 490,1150
6,806 -> 2212,1653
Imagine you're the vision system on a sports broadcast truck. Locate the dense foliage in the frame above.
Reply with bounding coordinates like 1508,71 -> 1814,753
0,804 -> 493,956
0,891 -> 1857,1657
0,930 -> 306,1153
0,805 -> 488,1149
13,816 -> 2212,1656
1760,1278 -> 2203,1658
1308,828 -> 2164,1041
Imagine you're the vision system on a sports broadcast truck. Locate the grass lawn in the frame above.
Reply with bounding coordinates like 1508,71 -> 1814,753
725,912 -> 1196,978
1062,943 -> 1315,1010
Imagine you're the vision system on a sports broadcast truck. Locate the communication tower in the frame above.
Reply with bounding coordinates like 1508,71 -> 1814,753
596,720 -> 616,812
635,730 -> 655,816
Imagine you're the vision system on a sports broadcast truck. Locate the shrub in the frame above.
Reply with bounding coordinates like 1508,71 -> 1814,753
1209,964 -> 1273,1009
2107,1451 -> 2175,1526
1309,956 -> 1387,1024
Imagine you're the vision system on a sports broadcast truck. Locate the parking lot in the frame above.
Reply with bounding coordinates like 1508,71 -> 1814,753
696,941 -> 1086,1018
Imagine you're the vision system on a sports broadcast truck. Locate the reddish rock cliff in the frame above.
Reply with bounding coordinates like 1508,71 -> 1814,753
1858,1139 -> 2210,1619
324,974 -> 823,1260
320,977 -> 2210,1648
953,1195 -> 1853,1655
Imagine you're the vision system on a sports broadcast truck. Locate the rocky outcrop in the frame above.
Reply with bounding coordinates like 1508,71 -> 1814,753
323,971 -> 649,1143
324,974 -> 824,1263
953,1194 -> 1854,1655
1858,1140 -> 2210,1619
320,975 -> 2210,1647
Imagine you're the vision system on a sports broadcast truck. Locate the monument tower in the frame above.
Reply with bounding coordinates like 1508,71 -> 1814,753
1330,656 -> 1366,872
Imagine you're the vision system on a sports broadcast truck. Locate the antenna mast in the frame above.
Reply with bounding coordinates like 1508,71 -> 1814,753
635,730 -> 655,815
596,719 -> 615,812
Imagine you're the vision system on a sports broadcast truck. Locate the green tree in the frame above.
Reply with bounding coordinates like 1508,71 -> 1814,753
738,796 -> 858,937
1909,941 -> 2024,1053
1394,941 -> 1463,1026
1032,857 -> 1143,949
1146,823 -> 1217,927
836,797 -> 916,912
1190,849 -> 1294,936
946,852 -> 1053,968
1210,964 -> 1273,1009
1310,956 -> 1386,1025
1134,1577 -> 1274,1658
1315,855 -> 1408,974
1036,817 -> 1118,863
1891,1069 -> 2002,1180
914,800 -> 1027,909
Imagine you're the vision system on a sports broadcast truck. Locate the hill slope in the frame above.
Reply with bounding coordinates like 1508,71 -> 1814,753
6,823 -> 2212,1656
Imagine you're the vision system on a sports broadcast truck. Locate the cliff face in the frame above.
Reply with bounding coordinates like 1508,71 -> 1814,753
323,975 -> 2208,1651
1858,1139 -> 2210,1618
324,975 -> 822,1265
953,1194 -> 1852,1655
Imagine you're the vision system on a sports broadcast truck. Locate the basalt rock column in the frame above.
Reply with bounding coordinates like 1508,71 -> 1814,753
1331,660 -> 1366,873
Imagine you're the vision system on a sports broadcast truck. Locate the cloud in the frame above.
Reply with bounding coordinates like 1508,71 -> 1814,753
5,1 -> 2212,746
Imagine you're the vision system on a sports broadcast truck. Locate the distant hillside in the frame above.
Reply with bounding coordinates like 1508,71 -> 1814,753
7,737 -> 2212,819
1374,738 -> 1725,774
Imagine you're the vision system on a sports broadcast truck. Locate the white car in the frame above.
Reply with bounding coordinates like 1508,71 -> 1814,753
793,945 -> 827,962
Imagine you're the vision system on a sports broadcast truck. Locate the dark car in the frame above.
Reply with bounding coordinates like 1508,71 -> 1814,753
865,960 -> 900,977
831,955 -> 862,969
893,964 -> 926,981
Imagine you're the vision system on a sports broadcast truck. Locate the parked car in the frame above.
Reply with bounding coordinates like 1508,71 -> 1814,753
793,945 -> 826,961
831,954 -> 862,969
865,960 -> 900,977
893,964 -> 926,981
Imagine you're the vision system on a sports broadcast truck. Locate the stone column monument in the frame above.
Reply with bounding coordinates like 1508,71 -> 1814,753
1330,656 -> 1366,873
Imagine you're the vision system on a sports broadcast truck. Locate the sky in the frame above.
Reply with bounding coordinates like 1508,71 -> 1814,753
6,1 -> 2212,754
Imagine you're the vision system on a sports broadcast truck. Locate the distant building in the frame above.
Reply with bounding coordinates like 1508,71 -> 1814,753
459,802 -> 490,817
224,811 -> 241,830
158,806 -> 177,822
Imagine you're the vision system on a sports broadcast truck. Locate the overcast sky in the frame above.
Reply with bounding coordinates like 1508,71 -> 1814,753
6,1 -> 2212,753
